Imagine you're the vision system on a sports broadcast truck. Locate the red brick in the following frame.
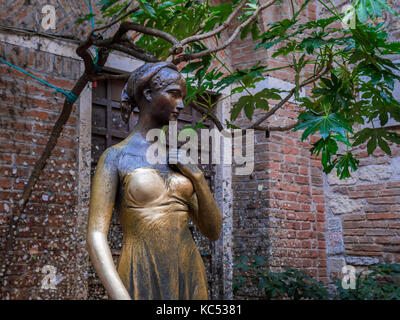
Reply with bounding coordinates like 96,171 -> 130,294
366,213 -> 400,220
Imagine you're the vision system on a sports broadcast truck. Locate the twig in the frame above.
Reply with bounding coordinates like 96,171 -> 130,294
247,64 -> 331,129
173,0 -> 248,48
90,2 -> 140,35
190,101 -> 224,131
248,89 -> 296,129
172,0 -> 279,64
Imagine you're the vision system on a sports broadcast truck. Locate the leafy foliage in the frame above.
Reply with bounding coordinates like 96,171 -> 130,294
231,88 -> 282,121
354,0 -> 400,22
75,0 -> 400,178
234,255 -> 330,299
353,128 -> 400,156
334,262 -> 400,300
234,256 -> 400,300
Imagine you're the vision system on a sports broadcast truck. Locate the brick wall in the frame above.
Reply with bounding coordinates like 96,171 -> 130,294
230,0 -> 400,299
0,0 -> 94,38
230,0 -> 328,299
320,0 -> 400,281
0,41 -> 84,299
232,103 -> 328,299
325,130 -> 400,280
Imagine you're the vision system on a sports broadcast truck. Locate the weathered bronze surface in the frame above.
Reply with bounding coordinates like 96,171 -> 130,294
87,62 -> 222,300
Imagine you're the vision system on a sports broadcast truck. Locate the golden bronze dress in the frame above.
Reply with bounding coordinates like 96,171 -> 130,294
115,167 -> 208,300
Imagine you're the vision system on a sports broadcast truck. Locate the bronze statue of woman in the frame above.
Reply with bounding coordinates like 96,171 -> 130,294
87,62 -> 222,300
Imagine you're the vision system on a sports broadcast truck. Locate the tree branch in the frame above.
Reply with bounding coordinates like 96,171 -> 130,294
110,43 -> 159,62
248,89 -> 295,129
113,21 -> 182,54
76,36 -> 97,74
18,48 -> 109,211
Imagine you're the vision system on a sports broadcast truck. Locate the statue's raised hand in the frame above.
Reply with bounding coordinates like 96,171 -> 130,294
168,148 -> 203,181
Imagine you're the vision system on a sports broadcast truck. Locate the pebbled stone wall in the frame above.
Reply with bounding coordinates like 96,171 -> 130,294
0,40 -> 84,299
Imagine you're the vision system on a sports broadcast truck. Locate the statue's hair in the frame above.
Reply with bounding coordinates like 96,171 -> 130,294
120,62 -> 180,123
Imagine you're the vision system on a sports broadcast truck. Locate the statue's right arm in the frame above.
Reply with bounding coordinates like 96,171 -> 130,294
87,149 -> 131,300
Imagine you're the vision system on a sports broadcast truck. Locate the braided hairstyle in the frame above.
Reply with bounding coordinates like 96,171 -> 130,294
120,62 -> 181,123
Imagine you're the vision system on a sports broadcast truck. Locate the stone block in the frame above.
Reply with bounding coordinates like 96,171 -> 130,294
345,256 -> 380,266
327,218 -> 342,232
327,232 -> 345,255
358,165 -> 392,182
328,195 -> 363,215
327,172 -> 356,185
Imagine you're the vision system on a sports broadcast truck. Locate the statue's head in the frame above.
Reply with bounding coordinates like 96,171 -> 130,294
121,62 -> 186,125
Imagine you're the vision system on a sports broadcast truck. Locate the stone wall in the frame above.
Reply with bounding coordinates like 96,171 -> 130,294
319,0 -> 400,281
0,0 -> 234,299
0,40 -> 84,299
325,134 -> 400,280
229,0 -> 400,299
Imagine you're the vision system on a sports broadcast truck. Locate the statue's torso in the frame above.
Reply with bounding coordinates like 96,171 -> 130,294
108,134 -> 208,299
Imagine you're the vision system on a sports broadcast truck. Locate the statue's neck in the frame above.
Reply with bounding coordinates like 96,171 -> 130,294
134,114 -> 166,135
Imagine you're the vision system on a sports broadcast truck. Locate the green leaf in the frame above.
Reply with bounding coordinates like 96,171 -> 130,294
181,61 -> 203,74
231,95 -> 252,121
332,134 -> 351,146
353,128 -> 374,146
75,13 -> 95,24
294,112 -> 353,142
320,117 -> 330,139
367,0 -> 383,17
300,36 -> 326,54
240,23 -> 252,40
378,136 -> 391,155
141,0 -> 156,17
253,255 -> 266,266
244,97 -> 255,120
215,64 -> 267,92
367,134 -> 377,154
356,0 -> 370,22
355,0 -> 400,22
98,0 -> 119,12
375,0 -> 400,18
334,152 -> 360,179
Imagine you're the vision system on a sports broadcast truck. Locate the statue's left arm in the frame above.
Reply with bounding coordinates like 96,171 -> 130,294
174,161 -> 222,241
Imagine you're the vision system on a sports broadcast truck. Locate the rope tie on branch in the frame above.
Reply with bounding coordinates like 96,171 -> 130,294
0,57 -> 79,103
89,0 -> 103,72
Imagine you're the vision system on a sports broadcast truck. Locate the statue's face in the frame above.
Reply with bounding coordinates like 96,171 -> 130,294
146,70 -> 186,124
